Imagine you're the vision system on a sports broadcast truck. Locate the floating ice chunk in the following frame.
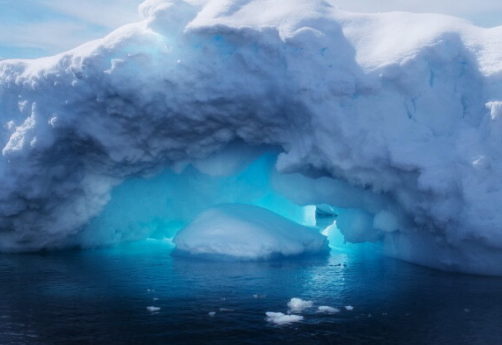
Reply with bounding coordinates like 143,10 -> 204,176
287,298 -> 314,312
253,294 -> 266,299
208,311 -> 216,317
317,306 -> 340,314
173,204 -> 329,260
265,312 -> 303,325
345,306 -> 354,311
146,306 -> 161,312
153,298 -> 159,301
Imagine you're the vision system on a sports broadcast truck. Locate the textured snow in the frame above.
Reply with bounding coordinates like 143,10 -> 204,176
172,204 -> 328,260
0,0 -> 502,274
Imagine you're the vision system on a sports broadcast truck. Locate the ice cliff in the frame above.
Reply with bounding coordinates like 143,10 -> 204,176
1,0 -> 502,274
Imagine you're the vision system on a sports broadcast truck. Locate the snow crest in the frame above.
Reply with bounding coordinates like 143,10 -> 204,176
1,0 -> 502,274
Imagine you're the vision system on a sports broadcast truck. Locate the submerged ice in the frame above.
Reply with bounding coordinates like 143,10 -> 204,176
1,0 -> 502,274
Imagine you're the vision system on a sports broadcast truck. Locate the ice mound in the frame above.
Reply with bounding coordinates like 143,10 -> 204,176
345,306 -> 354,311
287,298 -> 314,312
1,0 -> 502,274
265,312 -> 303,325
172,204 -> 329,260
317,306 -> 340,314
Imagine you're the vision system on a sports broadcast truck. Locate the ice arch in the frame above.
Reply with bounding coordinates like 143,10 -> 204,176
1,0 -> 502,275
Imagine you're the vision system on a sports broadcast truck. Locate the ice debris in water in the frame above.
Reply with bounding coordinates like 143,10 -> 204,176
317,306 -> 340,314
287,298 -> 314,312
146,306 -> 161,312
208,312 -> 216,317
266,312 -> 303,325
219,308 -> 234,312
345,306 -> 354,311
253,294 -> 266,299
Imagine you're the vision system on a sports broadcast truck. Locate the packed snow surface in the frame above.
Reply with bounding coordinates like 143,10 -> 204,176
1,0 -> 502,274
172,204 -> 328,260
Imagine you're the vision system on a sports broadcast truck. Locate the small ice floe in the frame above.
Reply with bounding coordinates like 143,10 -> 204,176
253,294 -> 266,299
345,305 -> 354,311
219,308 -> 234,312
287,298 -> 313,312
317,306 -> 340,314
146,306 -> 161,312
266,312 -> 303,325
208,312 -> 216,317
153,298 -> 159,301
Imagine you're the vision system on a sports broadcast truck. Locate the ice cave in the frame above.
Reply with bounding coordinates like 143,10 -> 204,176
1,0 -> 502,277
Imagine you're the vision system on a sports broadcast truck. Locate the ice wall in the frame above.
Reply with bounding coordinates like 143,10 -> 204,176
1,0 -> 502,274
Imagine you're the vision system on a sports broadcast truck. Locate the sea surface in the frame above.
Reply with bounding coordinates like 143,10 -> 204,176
1,240 -> 502,345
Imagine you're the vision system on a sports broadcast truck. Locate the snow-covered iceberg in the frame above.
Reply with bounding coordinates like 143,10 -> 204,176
172,204 -> 328,260
1,0 -> 502,274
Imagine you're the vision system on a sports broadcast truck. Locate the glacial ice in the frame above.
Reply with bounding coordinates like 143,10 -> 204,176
1,0 -> 502,274
172,204 -> 328,260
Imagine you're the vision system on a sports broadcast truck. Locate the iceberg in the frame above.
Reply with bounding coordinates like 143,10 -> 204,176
172,204 -> 328,260
0,0 -> 502,274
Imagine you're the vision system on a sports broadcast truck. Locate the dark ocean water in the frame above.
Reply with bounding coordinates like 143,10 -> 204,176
1,240 -> 502,345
